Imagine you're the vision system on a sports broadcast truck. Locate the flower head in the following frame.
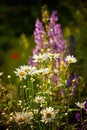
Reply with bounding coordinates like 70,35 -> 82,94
47,52 -> 60,61
0,72 -> 3,76
38,68 -> 50,75
35,96 -> 45,104
65,55 -> 77,63
32,53 -> 48,63
13,111 -> 33,124
20,65 -> 37,76
40,107 -> 56,123
14,68 -> 27,80
75,101 -> 85,109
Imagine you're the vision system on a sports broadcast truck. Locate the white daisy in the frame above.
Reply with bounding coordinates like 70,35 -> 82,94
20,65 -> 37,75
38,68 -> 50,75
14,68 -> 27,80
75,101 -> 85,109
43,68 -> 50,75
47,52 -> 60,61
33,53 -> 48,63
35,96 -> 45,104
20,65 -> 31,73
54,53 -> 60,60
32,109 -> 38,114
29,66 -> 37,75
13,111 -> 33,124
65,55 -> 77,63
40,107 -> 56,123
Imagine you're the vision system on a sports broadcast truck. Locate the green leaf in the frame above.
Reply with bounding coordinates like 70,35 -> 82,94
8,100 -> 12,108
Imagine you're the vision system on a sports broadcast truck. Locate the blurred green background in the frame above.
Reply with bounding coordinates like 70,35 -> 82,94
0,0 -> 87,94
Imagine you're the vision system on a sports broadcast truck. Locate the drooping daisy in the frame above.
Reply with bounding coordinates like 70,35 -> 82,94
75,101 -> 85,109
35,96 -> 45,104
13,111 -> 33,124
65,55 -> 77,63
40,107 -> 56,123
14,68 -> 27,80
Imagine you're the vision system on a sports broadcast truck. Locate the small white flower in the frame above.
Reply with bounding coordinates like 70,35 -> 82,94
0,72 -> 3,76
47,52 -> 60,61
20,65 -> 37,76
40,107 -> 56,123
14,68 -> 27,80
38,68 -> 50,75
54,53 -> 60,60
75,101 -> 85,109
35,96 -> 45,104
29,66 -> 37,75
13,111 -> 33,124
43,68 -> 50,75
7,75 -> 11,79
33,53 -> 48,63
20,65 -> 31,73
65,55 -> 77,63
18,100 -> 22,106
32,109 -> 38,114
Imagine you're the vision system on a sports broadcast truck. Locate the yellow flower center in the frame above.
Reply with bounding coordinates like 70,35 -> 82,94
18,117 -> 25,122
19,71 -> 25,76
25,68 -> 30,72
37,99 -> 41,102
38,57 -> 42,61
50,54 -> 54,57
46,113 -> 51,118
68,59 -> 72,63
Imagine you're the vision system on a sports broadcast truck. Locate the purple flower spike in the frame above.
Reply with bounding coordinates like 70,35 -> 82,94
34,19 -> 45,45
50,10 -> 58,24
66,75 -> 73,87
66,73 -> 78,88
33,10 -> 66,55
28,10 -> 67,67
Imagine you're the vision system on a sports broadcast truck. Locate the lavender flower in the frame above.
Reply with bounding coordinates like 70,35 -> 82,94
34,19 -> 45,45
66,75 -> 73,87
32,10 -> 66,56
48,11 -> 66,54
28,10 -> 67,68
66,73 -> 78,88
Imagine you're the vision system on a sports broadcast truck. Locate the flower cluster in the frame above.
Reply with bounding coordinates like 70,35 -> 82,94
0,8 -> 86,130
9,51 -> 78,130
29,9 -> 66,67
